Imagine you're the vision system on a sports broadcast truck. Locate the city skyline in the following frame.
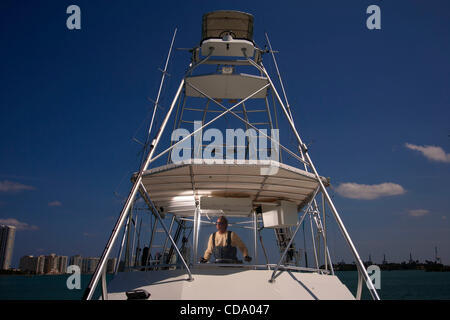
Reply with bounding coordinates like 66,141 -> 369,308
3,222 -> 447,270
17,252 -> 116,275
1,1 -> 449,267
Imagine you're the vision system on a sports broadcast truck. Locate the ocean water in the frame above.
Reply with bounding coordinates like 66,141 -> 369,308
0,274 -> 112,300
336,270 -> 450,300
0,270 -> 449,300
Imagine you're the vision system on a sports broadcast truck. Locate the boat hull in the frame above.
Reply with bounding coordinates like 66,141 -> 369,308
106,267 -> 355,300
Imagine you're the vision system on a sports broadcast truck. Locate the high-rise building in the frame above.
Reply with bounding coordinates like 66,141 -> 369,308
69,255 -> 83,271
19,255 -> 37,273
0,225 -> 16,270
21,254 -> 69,274
19,255 -> 46,274
57,256 -> 68,274
36,255 -> 45,274
106,258 -> 117,274
44,254 -> 58,274
82,257 -> 100,274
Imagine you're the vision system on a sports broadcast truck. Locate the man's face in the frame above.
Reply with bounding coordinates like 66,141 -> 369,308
216,218 -> 227,233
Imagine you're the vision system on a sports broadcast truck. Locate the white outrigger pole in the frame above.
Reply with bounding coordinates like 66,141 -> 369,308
82,29 -> 190,300
263,67 -> 380,300
82,79 -> 187,300
83,11 -> 380,300
263,33 -> 379,300
243,54 -> 379,300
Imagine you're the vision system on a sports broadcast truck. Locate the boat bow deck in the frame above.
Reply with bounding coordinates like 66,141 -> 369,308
107,268 -> 354,300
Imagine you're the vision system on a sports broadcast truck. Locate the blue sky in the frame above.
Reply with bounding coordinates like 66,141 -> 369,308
1,0 -> 449,268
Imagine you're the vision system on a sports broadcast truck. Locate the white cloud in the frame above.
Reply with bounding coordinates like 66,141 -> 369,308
408,209 -> 430,217
48,201 -> 62,207
0,180 -> 35,192
405,143 -> 450,163
335,182 -> 406,200
0,218 -> 39,231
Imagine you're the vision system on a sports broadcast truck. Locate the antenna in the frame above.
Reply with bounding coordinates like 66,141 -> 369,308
435,246 -> 441,264
142,28 -> 178,164
265,32 -> 293,120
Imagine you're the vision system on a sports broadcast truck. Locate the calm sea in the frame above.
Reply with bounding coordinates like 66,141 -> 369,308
0,270 -> 449,300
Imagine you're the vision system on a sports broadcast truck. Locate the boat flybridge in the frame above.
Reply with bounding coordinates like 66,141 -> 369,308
82,11 -> 380,300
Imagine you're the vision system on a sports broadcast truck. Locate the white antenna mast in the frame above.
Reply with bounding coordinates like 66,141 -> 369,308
145,28 -> 178,150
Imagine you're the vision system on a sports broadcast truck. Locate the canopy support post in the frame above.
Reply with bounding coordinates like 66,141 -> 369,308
101,267 -> 108,300
253,211 -> 258,266
309,212 -> 320,271
356,266 -> 363,300
145,214 -> 159,270
115,211 -> 130,274
193,206 -> 199,263
162,215 -> 176,260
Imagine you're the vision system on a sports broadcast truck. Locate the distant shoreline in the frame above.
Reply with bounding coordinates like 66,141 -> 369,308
328,262 -> 450,272
0,270 -> 108,276
2,263 -> 450,276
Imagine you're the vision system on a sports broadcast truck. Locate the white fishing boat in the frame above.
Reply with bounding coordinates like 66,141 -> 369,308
82,10 -> 380,300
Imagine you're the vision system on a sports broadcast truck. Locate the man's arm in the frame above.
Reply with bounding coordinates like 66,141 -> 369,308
231,232 -> 249,257
203,234 -> 214,260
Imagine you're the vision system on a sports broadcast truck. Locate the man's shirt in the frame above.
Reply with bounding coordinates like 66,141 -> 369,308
203,231 -> 249,260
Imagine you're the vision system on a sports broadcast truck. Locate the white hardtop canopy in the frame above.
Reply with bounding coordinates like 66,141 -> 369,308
138,159 -> 329,217
201,10 -> 254,42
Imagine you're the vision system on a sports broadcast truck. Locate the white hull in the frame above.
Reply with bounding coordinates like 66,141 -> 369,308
106,268 -> 355,300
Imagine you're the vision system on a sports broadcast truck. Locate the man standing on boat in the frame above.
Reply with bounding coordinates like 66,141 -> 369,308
200,216 -> 252,264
